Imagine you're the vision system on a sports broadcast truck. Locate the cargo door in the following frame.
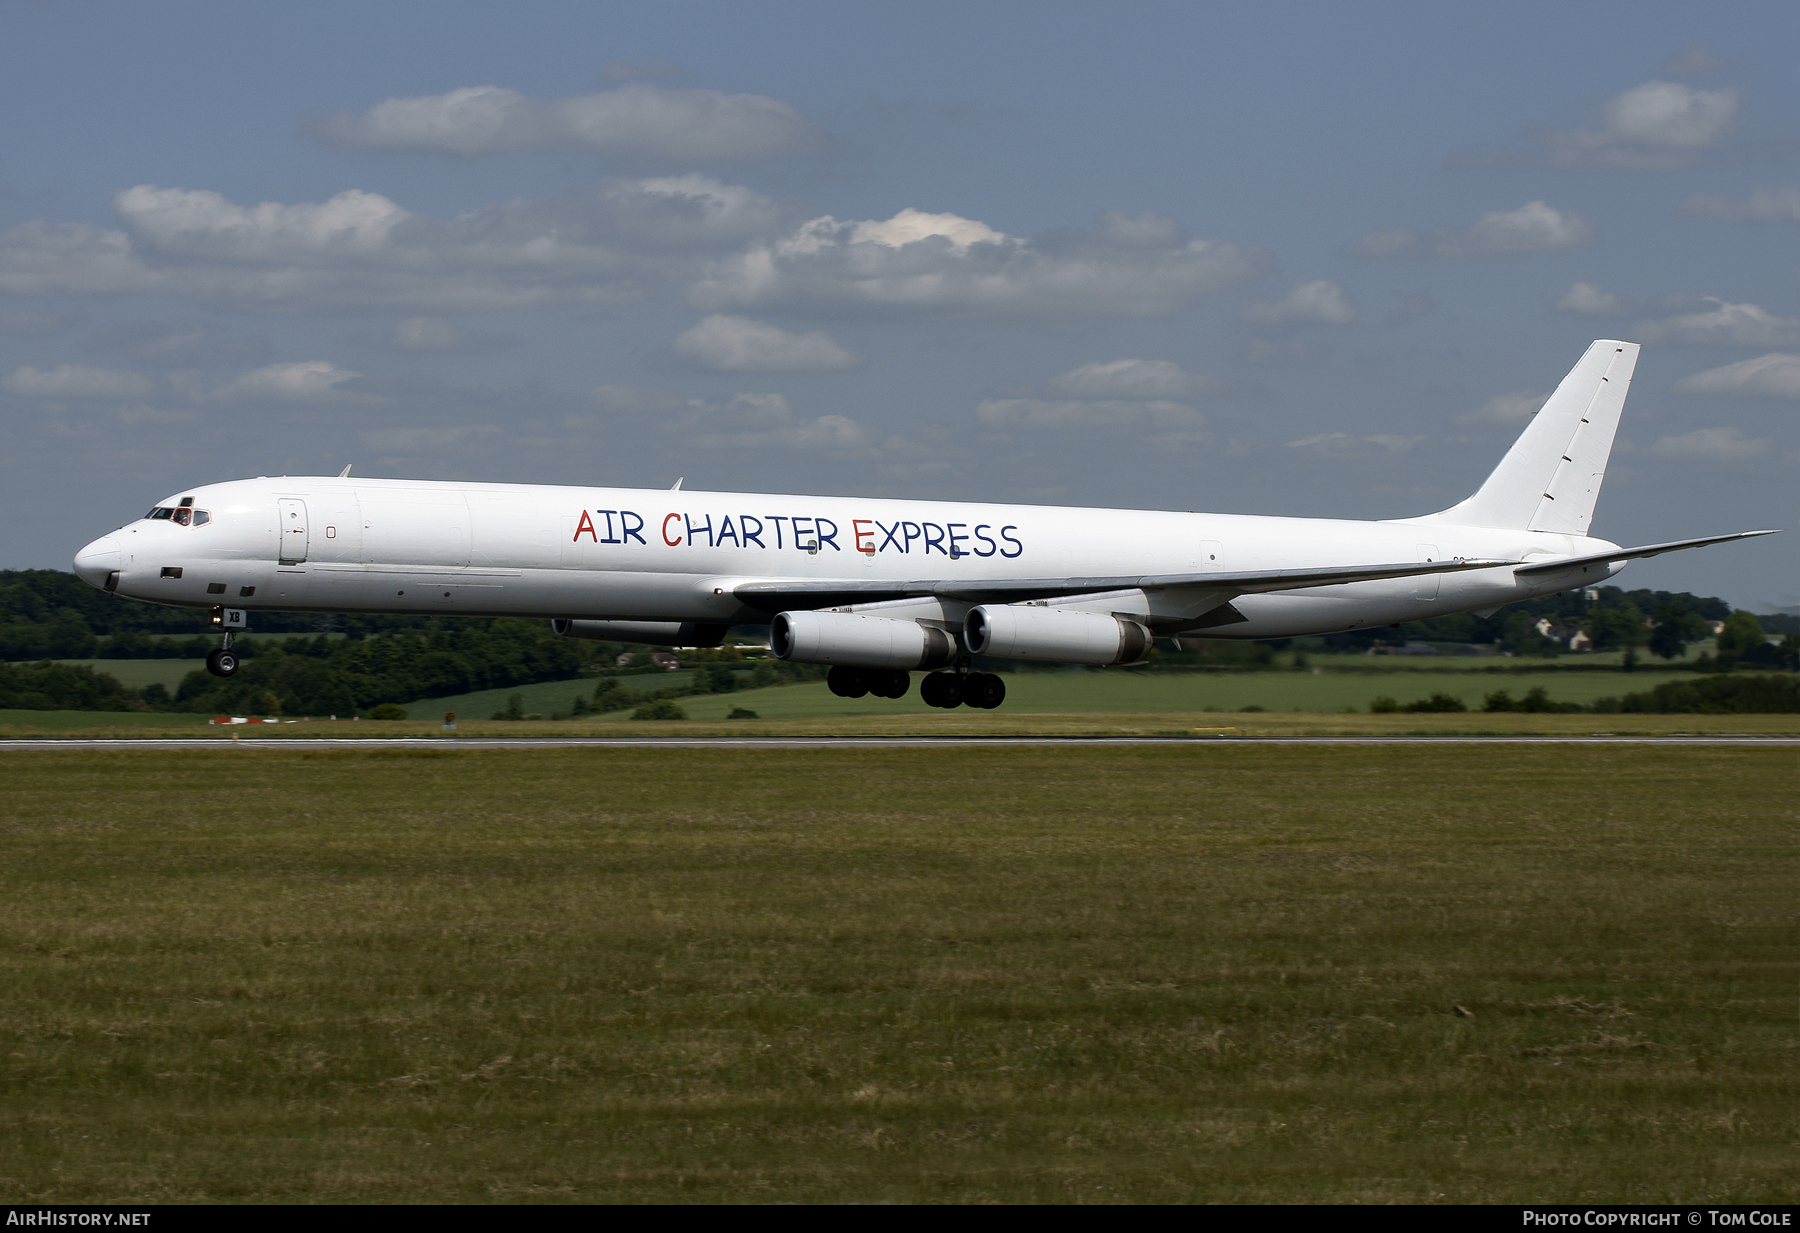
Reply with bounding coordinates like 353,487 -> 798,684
277,499 -> 309,564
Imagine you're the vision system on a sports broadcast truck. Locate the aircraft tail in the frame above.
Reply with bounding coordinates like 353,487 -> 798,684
1430,340 -> 1638,534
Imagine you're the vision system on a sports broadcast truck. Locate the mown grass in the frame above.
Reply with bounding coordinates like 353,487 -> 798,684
1,745 -> 1795,1203
4,706 -> 1800,738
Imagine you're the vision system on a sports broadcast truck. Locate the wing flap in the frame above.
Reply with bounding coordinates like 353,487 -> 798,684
733,557 -> 1513,612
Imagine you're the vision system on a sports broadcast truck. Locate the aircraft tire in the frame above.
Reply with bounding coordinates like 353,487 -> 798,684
921,672 -> 963,709
205,648 -> 239,678
964,673 -> 1006,709
867,669 -> 909,699
827,666 -> 869,698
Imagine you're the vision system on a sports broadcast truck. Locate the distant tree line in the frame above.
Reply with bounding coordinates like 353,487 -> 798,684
1368,674 -> 1800,715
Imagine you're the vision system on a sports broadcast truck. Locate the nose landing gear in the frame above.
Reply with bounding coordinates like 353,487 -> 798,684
205,606 -> 246,677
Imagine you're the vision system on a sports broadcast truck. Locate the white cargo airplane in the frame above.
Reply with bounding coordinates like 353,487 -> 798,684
71,340 -> 1774,709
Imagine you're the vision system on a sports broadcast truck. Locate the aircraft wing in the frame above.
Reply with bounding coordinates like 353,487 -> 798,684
1512,530 -> 1779,577
733,557 -> 1514,612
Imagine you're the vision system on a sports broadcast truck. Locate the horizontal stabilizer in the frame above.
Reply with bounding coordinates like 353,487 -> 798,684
734,557 -> 1514,612
1513,529 -> 1780,577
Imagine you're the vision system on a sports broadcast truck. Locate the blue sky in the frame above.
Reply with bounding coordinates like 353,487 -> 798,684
3,1 -> 1795,608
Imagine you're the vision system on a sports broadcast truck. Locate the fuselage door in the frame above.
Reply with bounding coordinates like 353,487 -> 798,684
1413,543 -> 1440,601
278,498 -> 310,564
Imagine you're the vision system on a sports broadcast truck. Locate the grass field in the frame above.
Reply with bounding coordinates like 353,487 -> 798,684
1,745 -> 1794,1203
52,658 -> 209,691
400,666 -> 1703,726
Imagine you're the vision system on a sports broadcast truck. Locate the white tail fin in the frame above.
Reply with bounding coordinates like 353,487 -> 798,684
1432,340 -> 1638,533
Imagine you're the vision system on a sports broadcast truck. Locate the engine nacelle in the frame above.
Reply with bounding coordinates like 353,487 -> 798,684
551,619 -> 727,647
963,604 -> 1153,665
770,610 -> 957,669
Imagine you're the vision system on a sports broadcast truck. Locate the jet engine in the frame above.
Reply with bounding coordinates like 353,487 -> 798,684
963,604 -> 1153,665
551,619 -> 728,647
770,610 -> 957,669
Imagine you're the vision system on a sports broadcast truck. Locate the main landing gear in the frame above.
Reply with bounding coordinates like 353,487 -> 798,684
826,665 -> 910,699
826,664 -> 1007,709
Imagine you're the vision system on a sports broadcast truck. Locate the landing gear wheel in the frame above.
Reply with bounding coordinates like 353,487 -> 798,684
827,666 -> 869,698
205,648 -> 240,678
871,669 -> 910,699
920,672 -> 964,709
963,673 -> 1006,710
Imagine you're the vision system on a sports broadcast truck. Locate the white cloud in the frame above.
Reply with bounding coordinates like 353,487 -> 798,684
312,84 -> 830,161
206,361 -> 372,403
1356,201 -> 1593,258
1649,426 -> 1769,463
1547,81 -> 1738,170
1240,280 -> 1355,325
692,207 -> 1262,318
1554,281 -> 1625,316
670,391 -> 869,450
1288,432 -> 1423,455
0,178 -> 783,312
1,363 -> 152,400
116,185 -> 410,259
1674,353 -> 1800,399
1636,299 -> 1800,348
1046,358 -> 1215,399
1458,389 -> 1550,425
1683,187 -> 1800,224
672,314 -> 862,372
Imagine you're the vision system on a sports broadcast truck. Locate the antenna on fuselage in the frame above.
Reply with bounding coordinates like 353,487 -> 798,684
338,464 -> 353,478
670,477 -> 683,490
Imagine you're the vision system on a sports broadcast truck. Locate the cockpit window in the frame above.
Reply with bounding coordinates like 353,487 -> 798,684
145,506 -> 209,525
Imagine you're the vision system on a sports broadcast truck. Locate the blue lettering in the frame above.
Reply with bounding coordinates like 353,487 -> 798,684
1000,525 -> 1023,558
816,516 -> 840,551
597,510 -> 622,545
973,525 -> 997,557
792,516 -> 815,550
740,514 -> 765,548
767,515 -> 789,548
877,520 -> 904,553
716,515 -> 740,548
947,523 -> 970,558
922,522 -> 947,555
621,510 -> 646,545
902,522 -> 922,554
684,513 -> 714,548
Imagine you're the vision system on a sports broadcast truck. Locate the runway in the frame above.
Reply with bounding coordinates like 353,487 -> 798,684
3,735 -> 1797,750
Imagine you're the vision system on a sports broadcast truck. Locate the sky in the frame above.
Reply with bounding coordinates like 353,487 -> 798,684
2,0 -> 1795,609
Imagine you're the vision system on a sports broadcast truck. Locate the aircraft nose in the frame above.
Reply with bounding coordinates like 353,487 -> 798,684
73,535 -> 122,590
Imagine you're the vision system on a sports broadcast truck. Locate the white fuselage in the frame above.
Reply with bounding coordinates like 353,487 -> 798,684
72,476 -> 1621,639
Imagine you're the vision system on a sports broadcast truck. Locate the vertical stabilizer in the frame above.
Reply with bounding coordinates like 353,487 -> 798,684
1431,340 -> 1638,533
